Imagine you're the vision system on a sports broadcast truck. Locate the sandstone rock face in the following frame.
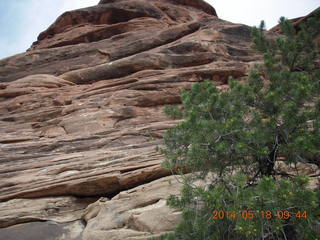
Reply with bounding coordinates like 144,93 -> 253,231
0,196 -> 95,228
0,221 -> 84,240
0,0 -> 267,239
82,175 -> 184,240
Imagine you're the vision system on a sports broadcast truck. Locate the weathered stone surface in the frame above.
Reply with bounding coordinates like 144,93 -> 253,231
0,221 -> 84,240
0,175 -> 185,240
36,0 -> 216,48
0,0 -> 217,83
82,175 -> 184,240
0,7 -> 259,203
0,197 -> 95,228
98,0 -> 217,16
0,137 -> 172,201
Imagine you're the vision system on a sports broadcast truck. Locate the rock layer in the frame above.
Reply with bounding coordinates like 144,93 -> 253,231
0,197 -> 95,228
0,0 -> 265,239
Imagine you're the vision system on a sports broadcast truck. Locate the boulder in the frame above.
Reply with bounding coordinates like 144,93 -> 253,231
82,175 -> 184,240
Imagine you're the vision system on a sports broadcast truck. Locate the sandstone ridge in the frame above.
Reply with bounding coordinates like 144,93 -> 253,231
0,0 -> 267,239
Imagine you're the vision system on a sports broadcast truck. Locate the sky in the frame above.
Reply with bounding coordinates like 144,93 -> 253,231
0,0 -> 319,60
0,0 -> 99,59
207,0 -> 319,29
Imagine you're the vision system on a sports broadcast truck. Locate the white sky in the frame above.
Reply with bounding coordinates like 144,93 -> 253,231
0,0 -> 99,59
206,0 -> 319,29
0,0 -> 318,59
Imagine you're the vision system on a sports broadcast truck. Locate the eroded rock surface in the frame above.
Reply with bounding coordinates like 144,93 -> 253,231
0,0 -> 259,201
0,196 -> 95,228
0,0 -> 265,239
82,175 -> 184,240
0,221 -> 84,240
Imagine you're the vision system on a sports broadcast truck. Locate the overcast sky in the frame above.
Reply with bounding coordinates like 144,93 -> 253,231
0,0 -> 318,60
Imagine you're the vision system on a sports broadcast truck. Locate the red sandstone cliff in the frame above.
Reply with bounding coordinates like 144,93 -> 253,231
0,1 -> 317,239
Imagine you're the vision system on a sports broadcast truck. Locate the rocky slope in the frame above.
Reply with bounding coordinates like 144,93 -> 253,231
1,1 -> 316,240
